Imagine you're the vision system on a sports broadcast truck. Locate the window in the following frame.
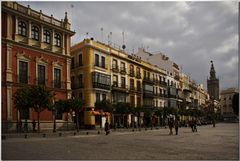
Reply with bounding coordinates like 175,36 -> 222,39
43,30 -> 51,44
71,57 -> 75,69
54,68 -> 61,88
71,76 -> 75,89
102,93 -> 106,101
38,65 -> 46,85
101,56 -> 105,68
144,71 -> 147,79
96,93 -> 100,102
19,61 -> 28,83
78,54 -> 82,66
136,67 -> 140,76
31,25 -> 39,40
121,77 -> 126,88
113,75 -> 118,86
120,62 -> 125,71
137,97 -> 141,107
95,54 -> 99,66
137,80 -> 141,91
54,33 -> 61,47
18,21 -> 27,37
112,59 -> 117,69
78,74 -> 83,88
130,96 -> 135,106
130,79 -> 134,90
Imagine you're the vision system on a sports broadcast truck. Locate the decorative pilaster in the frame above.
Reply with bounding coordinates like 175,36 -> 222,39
62,33 -> 65,55
51,29 -> 55,52
66,58 -> 71,90
27,21 -> 32,44
7,86 -> 13,120
6,44 -> 13,82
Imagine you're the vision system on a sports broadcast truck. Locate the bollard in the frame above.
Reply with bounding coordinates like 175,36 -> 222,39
145,128 -> 147,131
132,129 -> 134,132
151,127 -> 153,130
43,133 -> 46,138
59,133 -> 62,137
73,132 -> 76,136
86,132 -> 89,135
24,134 -> 28,139
2,135 -> 6,140
98,131 -> 100,134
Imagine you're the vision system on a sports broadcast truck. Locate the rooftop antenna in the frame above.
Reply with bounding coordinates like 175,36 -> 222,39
122,31 -> 126,50
101,27 -> 104,42
109,32 -> 112,46
107,34 -> 110,45
85,32 -> 89,39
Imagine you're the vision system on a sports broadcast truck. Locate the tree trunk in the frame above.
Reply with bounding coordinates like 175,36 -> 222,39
76,111 -> 79,132
37,112 -> 40,133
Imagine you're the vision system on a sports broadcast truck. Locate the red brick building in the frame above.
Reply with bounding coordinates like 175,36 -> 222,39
2,2 -> 75,132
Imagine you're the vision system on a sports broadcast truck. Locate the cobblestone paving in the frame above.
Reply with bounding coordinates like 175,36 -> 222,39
2,123 -> 239,160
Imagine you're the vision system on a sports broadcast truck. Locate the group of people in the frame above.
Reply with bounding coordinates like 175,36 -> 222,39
168,117 -> 198,135
168,117 -> 180,135
17,120 -> 36,133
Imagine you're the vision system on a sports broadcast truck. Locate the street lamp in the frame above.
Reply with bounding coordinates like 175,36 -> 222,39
53,92 -> 56,132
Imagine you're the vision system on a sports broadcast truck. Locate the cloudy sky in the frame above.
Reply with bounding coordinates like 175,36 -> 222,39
20,1 -> 238,91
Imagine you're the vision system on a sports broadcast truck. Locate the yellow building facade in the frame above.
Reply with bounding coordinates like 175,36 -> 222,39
71,39 -> 169,128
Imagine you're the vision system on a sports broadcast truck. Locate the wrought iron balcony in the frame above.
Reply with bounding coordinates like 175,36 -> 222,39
17,75 -> 30,84
136,73 -> 141,79
92,82 -> 110,90
112,66 -> 119,73
129,70 -> 135,77
112,82 -> 128,91
120,67 -> 127,75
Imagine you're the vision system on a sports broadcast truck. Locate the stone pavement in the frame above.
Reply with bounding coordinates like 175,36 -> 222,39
2,123 -> 239,160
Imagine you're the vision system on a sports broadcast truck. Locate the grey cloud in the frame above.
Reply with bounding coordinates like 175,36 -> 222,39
19,1 -> 238,90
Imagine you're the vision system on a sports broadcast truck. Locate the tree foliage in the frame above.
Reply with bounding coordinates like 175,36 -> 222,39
13,86 -> 32,119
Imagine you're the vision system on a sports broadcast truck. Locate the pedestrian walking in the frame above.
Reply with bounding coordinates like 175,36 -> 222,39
193,119 -> 197,132
168,117 -> 174,135
189,120 -> 194,132
32,120 -> 36,132
105,120 -> 110,135
174,118 -> 180,135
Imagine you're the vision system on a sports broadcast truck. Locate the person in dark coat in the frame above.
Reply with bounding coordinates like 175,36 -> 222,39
193,119 -> 197,132
174,118 -> 180,135
32,120 -> 36,132
168,117 -> 174,135
105,120 -> 110,135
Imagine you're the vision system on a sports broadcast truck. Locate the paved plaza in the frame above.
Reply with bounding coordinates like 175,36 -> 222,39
2,123 -> 239,160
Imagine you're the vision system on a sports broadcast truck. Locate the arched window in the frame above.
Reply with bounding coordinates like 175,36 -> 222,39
31,25 -> 39,40
18,21 -> 27,37
54,33 -> 61,47
43,30 -> 51,44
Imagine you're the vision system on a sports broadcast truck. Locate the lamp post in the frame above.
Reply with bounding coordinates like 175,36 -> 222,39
53,92 -> 56,132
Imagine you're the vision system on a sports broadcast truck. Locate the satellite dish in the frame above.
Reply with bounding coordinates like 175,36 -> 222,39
122,44 -> 126,49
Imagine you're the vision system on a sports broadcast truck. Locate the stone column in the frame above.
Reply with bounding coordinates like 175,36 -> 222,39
66,58 -> 71,90
40,25 -> 43,48
6,44 -> 13,82
51,29 -> 55,52
27,21 -> 31,44
7,86 -> 13,120
62,33 -> 65,55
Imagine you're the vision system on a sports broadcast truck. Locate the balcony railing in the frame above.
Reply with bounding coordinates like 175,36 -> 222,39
159,81 -> 167,86
136,73 -> 141,79
52,81 -> 66,89
112,66 -> 119,73
120,67 -> 127,75
36,79 -> 48,86
92,82 -> 110,90
129,70 -> 135,77
112,82 -> 128,91
143,77 -> 153,84
17,75 -> 30,84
